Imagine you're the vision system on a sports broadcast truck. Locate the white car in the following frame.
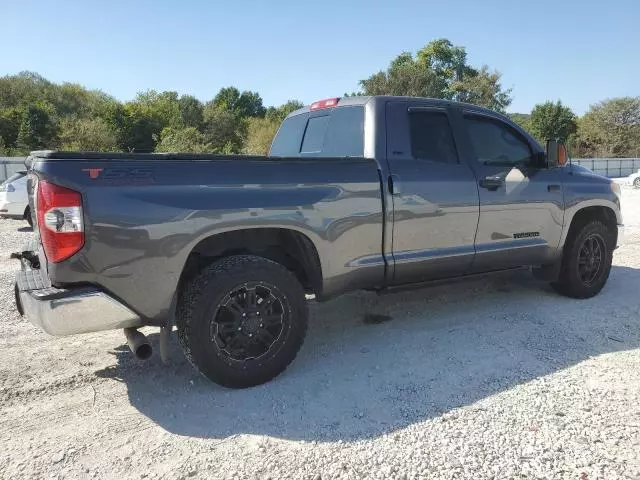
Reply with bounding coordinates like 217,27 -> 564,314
629,169 -> 640,188
0,171 -> 31,226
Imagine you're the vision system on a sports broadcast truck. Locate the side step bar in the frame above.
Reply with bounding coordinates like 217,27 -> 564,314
376,266 -> 529,295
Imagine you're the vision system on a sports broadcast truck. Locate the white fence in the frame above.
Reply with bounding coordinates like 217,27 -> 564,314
572,158 -> 640,178
0,157 -> 27,182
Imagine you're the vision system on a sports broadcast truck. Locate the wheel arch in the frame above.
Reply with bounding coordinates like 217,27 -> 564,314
175,227 -> 323,305
560,203 -> 619,249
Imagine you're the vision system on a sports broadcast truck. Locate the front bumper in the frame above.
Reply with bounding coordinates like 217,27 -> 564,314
15,267 -> 142,336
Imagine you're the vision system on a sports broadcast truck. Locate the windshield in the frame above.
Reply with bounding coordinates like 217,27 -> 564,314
0,171 -> 26,186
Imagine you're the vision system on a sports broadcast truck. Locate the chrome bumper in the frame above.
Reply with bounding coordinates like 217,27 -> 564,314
16,270 -> 142,336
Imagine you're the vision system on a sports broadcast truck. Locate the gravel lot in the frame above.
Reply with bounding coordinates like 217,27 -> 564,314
1,187 -> 639,480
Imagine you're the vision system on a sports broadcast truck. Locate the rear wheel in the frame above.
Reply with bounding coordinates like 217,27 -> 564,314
551,220 -> 614,298
634,177 -> 640,188
177,255 -> 308,388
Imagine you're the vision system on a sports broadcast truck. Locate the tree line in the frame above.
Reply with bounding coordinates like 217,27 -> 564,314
510,97 -> 640,158
0,72 -> 303,156
1,39 -> 638,158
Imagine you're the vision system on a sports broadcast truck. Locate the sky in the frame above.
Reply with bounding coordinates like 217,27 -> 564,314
2,0 -> 638,115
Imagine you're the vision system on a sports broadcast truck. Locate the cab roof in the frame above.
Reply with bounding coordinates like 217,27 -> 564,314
287,95 -> 508,121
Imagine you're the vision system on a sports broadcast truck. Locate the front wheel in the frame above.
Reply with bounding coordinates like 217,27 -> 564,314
551,220 -> 614,298
177,255 -> 308,388
634,177 -> 640,189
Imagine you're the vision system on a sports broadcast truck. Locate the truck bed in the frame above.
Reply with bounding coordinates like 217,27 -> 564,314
27,152 -> 387,325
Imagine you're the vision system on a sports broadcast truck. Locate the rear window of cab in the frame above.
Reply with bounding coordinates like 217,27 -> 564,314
270,106 -> 364,157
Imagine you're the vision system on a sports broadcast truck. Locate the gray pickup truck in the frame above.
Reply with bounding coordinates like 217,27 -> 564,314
15,96 -> 623,388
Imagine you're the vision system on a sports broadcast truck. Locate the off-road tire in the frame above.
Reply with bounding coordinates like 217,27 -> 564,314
176,255 -> 308,388
551,220 -> 614,299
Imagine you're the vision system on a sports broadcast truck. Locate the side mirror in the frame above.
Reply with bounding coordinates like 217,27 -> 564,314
546,140 -> 568,168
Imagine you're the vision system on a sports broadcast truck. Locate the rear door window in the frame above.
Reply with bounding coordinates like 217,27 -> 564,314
408,111 -> 459,163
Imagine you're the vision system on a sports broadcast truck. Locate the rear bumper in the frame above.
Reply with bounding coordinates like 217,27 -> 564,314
15,268 -> 142,336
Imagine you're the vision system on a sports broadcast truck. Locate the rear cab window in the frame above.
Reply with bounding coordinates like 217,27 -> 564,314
270,106 -> 365,157
300,116 -> 330,153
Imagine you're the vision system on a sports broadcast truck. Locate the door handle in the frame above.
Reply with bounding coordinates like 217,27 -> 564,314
479,176 -> 503,191
389,174 -> 401,195
547,184 -> 561,192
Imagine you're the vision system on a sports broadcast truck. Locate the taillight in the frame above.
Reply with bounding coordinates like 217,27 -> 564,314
36,180 -> 84,263
310,97 -> 339,110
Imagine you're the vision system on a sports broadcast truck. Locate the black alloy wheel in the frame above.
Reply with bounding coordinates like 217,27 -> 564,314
211,283 -> 285,363
577,234 -> 606,286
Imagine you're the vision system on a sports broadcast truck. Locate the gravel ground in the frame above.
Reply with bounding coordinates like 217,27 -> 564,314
1,188 -> 639,480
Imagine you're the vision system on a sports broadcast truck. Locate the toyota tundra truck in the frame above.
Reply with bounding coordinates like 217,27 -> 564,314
14,96 -> 623,388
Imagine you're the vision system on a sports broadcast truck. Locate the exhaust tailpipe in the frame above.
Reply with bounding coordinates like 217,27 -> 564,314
124,328 -> 152,360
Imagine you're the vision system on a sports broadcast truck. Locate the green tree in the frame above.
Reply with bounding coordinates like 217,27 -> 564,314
120,109 -> 161,152
0,72 -> 125,152
125,115 -> 160,152
0,71 -> 55,109
575,97 -> 640,157
359,39 -> 512,112
202,103 -> 246,153
17,102 -> 58,150
265,100 -> 304,122
101,102 -> 160,152
178,95 -> 204,129
528,101 -> 577,143
59,117 -> 118,151
212,87 -> 266,118
0,107 -> 23,149
450,66 -> 512,112
155,127 -> 213,153
51,83 -> 111,118
416,39 -> 473,92
99,102 -> 128,149
360,60 -> 443,98
509,113 -> 532,132
133,90 -> 182,129
243,117 -> 280,155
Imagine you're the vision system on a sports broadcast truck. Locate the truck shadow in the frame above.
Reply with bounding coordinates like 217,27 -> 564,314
95,265 -> 640,442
